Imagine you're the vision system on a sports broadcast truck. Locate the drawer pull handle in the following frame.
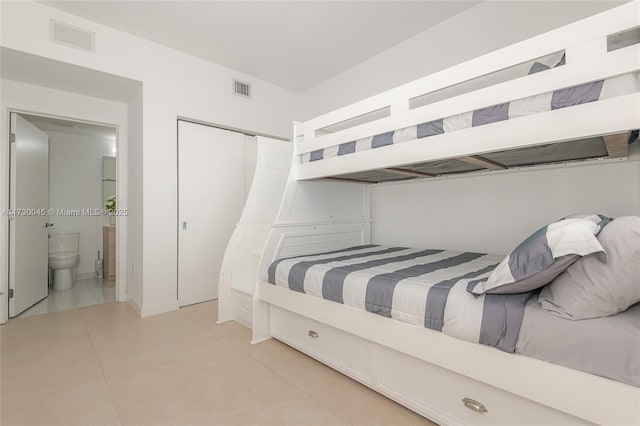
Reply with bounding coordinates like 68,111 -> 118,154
308,330 -> 319,338
462,398 -> 487,414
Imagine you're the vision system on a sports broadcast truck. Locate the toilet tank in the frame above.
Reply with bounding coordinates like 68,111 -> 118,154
49,232 -> 80,254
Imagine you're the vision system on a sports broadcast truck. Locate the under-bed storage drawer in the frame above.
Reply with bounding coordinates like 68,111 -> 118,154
377,347 -> 590,426
270,306 -> 372,384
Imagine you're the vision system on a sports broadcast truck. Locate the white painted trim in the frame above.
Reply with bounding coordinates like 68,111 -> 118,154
140,299 -> 179,317
250,335 -> 273,346
126,295 -> 142,317
176,116 -> 288,142
114,120 -> 128,303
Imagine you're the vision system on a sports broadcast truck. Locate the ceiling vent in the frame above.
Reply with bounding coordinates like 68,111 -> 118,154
50,19 -> 95,53
233,79 -> 251,99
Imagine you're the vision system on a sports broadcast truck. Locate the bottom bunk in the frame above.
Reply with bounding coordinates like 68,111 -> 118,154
253,217 -> 640,425
256,283 -> 639,426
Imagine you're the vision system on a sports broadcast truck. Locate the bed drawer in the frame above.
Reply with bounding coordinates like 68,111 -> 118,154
270,306 -> 372,384
376,347 -> 590,426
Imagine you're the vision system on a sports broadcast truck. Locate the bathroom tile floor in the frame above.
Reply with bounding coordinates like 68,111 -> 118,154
16,278 -> 116,319
1,300 -> 437,426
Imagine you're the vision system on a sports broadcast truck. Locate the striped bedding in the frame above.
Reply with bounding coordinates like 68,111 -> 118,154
301,73 -> 640,164
268,245 -> 532,353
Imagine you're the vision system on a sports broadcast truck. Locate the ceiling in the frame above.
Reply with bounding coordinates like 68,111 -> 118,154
40,1 -> 480,92
22,113 -> 117,140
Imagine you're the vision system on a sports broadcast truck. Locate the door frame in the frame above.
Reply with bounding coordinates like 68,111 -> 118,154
2,109 -> 128,322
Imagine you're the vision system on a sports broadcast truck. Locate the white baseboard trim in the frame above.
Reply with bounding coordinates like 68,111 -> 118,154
126,297 -> 142,317
77,272 -> 97,281
251,336 -> 272,346
141,299 -> 179,317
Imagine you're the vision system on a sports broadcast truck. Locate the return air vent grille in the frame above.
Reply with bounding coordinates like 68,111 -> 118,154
233,79 -> 251,98
50,19 -> 95,53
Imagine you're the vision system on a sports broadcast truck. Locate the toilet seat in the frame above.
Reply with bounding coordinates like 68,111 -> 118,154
48,251 -> 80,261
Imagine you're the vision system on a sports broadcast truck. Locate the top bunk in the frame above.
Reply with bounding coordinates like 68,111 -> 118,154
293,2 -> 640,183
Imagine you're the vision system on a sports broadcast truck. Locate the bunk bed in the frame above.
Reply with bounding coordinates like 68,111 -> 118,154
251,3 -> 640,425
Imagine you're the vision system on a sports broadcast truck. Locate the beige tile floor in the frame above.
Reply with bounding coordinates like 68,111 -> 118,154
0,301 -> 437,426
17,278 -> 116,319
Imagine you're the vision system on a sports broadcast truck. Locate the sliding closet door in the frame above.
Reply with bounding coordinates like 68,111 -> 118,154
178,121 -> 247,307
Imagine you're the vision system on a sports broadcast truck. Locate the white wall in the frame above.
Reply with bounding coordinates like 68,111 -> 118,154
371,158 -> 640,255
47,130 -> 115,276
1,1 -> 301,316
301,0 -> 626,119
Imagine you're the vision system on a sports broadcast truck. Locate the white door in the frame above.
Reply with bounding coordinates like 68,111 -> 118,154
178,121 -> 247,307
9,113 -> 50,317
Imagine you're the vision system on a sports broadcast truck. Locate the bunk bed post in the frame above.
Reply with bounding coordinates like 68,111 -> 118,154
250,297 -> 271,345
250,123 -> 302,344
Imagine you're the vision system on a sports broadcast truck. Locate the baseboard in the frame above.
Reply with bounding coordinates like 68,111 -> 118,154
126,296 -> 142,317
233,315 -> 252,329
77,272 -> 97,281
250,335 -> 273,345
141,299 -> 179,317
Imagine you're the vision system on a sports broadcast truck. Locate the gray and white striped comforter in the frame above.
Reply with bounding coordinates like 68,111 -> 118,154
268,245 -> 532,352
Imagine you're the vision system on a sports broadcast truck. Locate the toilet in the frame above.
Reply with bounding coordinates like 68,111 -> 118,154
48,232 -> 80,291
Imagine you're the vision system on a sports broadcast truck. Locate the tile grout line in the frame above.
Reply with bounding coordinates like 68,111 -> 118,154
247,344 -> 356,426
80,309 -> 126,426
187,317 -> 356,425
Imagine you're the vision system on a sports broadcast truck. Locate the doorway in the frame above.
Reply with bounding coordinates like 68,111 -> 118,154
8,112 -> 119,318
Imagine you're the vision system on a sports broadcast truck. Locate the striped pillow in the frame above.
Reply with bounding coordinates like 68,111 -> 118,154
468,215 -> 607,295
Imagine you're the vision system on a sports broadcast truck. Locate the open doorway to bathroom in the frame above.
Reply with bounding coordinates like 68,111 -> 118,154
8,112 -> 119,319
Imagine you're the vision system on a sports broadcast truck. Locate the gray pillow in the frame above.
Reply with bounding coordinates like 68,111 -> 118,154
468,215 -> 606,295
528,52 -> 565,75
539,216 -> 640,320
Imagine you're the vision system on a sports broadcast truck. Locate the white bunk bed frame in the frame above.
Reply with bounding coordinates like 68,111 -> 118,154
252,4 -> 640,425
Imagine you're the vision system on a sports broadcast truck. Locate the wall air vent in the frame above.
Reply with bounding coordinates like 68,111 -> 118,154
50,19 -> 95,53
233,79 -> 251,99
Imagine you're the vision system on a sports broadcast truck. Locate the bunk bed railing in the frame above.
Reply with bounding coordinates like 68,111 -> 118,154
294,2 -> 640,157
298,47 -> 639,155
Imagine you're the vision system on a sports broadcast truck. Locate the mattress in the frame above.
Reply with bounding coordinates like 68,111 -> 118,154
268,245 -> 531,353
301,72 -> 640,164
517,298 -> 640,388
